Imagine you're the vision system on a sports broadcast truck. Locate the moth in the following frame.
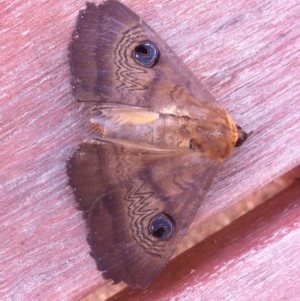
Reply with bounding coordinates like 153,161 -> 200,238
67,0 -> 249,289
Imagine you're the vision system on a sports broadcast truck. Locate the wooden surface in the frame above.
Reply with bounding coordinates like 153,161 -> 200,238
1,0 -> 300,300
109,181 -> 300,300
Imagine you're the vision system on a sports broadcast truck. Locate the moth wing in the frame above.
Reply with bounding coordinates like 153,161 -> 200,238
70,1 -> 219,117
68,139 -> 219,288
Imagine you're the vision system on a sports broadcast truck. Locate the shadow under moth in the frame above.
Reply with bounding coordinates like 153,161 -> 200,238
67,0 -> 249,289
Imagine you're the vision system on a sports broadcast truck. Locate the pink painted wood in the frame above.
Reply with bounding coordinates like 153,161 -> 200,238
1,0 -> 299,300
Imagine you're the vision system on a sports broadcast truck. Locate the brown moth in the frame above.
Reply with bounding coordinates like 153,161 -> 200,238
67,0 -> 249,289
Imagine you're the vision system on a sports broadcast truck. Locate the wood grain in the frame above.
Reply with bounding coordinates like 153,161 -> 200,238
1,0 -> 299,300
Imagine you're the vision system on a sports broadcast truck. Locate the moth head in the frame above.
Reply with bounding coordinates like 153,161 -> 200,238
226,114 -> 251,154
235,125 -> 252,147
149,214 -> 175,240
133,41 -> 159,67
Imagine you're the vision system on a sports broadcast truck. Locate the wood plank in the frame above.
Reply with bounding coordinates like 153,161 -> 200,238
109,181 -> 300,300
1,0 -> 300,300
